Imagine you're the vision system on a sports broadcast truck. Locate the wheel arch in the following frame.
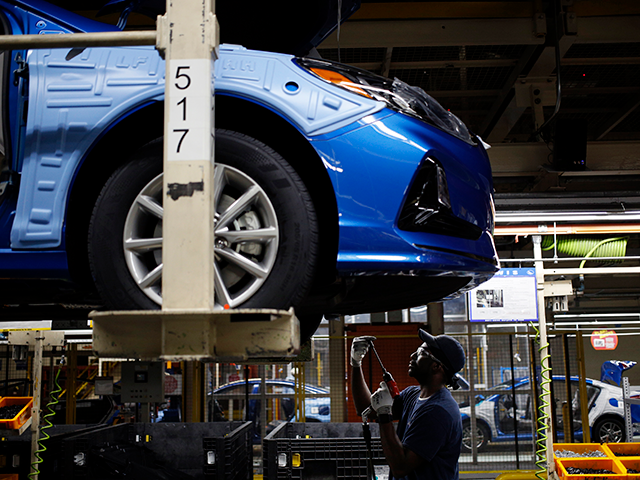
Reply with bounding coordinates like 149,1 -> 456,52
65,101 -> 164,287
215,94 -> 339,288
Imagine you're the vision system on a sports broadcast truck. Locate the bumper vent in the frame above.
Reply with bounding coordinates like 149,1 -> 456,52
398,156 -> 483,240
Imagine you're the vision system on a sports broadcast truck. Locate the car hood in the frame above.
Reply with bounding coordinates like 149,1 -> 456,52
98,0 -> 361,56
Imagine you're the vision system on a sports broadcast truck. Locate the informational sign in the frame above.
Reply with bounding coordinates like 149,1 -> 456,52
468,268 -> 538,322
591,330 -> 618,350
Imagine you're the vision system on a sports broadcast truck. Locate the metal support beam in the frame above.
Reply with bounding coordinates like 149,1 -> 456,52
6,330 -> 64,480
66,343 -> 77,425
31,334 -> 44,479
487,35 -> 575,143
329,316 -> 347,422
426,302 -> 444,335
488,141 -> 640,176
595,93 -> 640,140
532,236 -> 556,479
575,331 -> 591,443
184,361 -> 204,422
381,47 -> 393,78
91,308 -> 299,361
479,45 -> 542,139
319,18 -> 546,49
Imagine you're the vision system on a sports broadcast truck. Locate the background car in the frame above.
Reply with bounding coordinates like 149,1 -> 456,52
0,0 -> 498,341
459,375 -> 640,453
211,378 -> 330,423
210,379 -> 330,441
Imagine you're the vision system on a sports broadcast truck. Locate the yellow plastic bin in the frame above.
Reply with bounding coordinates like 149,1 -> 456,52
0,397 -> 33,430
556,458 -> 626,480
554,443 -> 610,459
603,442 -> 640,459
619,458 -> 640,478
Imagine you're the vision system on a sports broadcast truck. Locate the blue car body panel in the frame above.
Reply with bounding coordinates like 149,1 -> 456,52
11,42 -> 384,250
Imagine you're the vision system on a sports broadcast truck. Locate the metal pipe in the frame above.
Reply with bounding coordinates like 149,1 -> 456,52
500,255 -> 640,263
0,31 -> 156,49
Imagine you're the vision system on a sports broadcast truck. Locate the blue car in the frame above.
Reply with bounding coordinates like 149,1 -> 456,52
0,0 -> 498,340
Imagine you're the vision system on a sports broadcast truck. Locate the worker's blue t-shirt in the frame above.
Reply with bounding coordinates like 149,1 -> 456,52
391,386 -> 462,480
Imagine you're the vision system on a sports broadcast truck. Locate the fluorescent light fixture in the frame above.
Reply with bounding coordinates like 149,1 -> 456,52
496,210 -> 640,223
555,313 -> 640,319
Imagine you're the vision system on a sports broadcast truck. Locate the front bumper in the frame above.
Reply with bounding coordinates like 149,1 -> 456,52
311,109 -> 499,282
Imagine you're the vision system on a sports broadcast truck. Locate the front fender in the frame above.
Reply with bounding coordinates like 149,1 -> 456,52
11,44 -> 382,250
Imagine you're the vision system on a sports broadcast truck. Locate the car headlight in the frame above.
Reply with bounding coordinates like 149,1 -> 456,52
296,57 -> 476,145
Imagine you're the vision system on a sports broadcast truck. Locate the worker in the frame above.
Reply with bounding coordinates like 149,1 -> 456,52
351,330 -> 466,480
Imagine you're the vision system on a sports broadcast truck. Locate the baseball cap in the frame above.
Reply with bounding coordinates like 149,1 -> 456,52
418,329 -> 465,374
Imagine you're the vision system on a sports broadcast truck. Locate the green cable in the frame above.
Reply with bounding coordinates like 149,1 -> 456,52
578,237 -> 627,268
541,235 -> 628,265
29,367 -> 62,479
529,322 -> 551,480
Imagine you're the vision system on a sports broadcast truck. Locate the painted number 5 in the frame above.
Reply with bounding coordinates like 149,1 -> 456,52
175,66 -> 191,90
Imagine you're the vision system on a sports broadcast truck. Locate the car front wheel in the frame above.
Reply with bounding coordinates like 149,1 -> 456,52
592,417 -> 626,443
461,420 -> 491,453
89,130 -> 319,340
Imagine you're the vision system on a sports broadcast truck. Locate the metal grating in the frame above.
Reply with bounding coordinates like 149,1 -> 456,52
564,42 -> 640,59
392,46 -> 462,62
465,44 -> 529,60
560,93 -> 630,110
611,108 -> 640,133
390,65 -> 514,92
316,47 -> 386,64
561,64 -> 640,89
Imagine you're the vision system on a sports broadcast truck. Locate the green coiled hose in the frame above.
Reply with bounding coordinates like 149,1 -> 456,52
29,367 -> 62,479
530,322 -> 552,480
542,236 -> 628,267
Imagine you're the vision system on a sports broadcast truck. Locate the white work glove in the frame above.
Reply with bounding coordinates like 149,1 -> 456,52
350,336 -> 376,367
371,381 -> 393,415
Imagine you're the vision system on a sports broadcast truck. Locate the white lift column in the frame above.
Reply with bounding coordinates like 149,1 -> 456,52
156,0 -> 217,312
91,0 -> 300,361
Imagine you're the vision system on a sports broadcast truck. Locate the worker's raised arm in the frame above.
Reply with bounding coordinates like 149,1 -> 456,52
349,336 -> 376,415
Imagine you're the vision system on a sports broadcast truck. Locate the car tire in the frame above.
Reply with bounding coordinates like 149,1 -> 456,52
461,420 -> 490,453
89,130 -> 319,340
592,416 -> 626,443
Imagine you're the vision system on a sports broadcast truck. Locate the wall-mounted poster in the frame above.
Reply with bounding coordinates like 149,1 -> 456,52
468,268 -> 538,322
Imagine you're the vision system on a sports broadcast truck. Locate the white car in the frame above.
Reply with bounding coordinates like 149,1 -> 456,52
460,375 -> 640,453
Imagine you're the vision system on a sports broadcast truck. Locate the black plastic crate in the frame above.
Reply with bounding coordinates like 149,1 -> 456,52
200,422 -> 253,480
133,422 -> 253,480
49,422 -> 252,480
263,422 -> 387,480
